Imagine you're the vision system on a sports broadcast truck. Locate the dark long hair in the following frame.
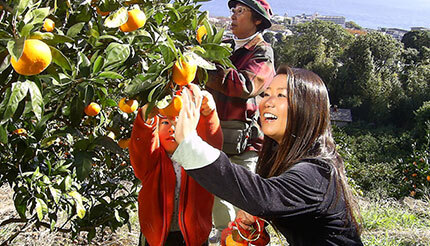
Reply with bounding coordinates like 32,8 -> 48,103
255,65 -> 362,233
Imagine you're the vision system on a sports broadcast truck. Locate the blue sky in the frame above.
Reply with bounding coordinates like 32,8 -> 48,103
198,0 -> 430,29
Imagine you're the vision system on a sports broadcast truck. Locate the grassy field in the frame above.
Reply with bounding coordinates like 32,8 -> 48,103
1,184 -> 430,245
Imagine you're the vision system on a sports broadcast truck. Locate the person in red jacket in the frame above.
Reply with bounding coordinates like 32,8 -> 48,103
129,91 -> 223,246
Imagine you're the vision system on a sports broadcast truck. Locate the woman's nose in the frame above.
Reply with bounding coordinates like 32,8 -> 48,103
264,97 -> 275,107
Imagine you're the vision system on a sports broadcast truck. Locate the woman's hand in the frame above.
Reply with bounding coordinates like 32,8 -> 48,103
200,90 -> 216,116
175,84 -> 203,144
140,104 -> 158,123
234,210 -> 256,231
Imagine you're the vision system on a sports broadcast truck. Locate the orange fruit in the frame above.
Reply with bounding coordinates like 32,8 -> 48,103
119,9 -> 146,32
412,173 -> 417,177
427,175 -> 430,182
43,18 -> 55,32
225,234 -> 248,246
410,190 -> 416,197
172,57 -> 197,86
10,39 -> 52,76
196,25 -> 207,44
96,7 -> 110,16
12,128 -> 27,136
158,95 -> 183,117
118,138 -> 130,149
84,102 -> 101,116
118,97 -> 138,113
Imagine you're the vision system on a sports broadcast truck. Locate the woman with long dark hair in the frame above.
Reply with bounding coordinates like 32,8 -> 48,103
172,65 -> 363,245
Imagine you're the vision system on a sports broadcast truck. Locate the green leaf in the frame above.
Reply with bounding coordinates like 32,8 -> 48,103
78,52 -> 91,77
104,7 -> 128,28
20,24 -> 34,37
7,37 -> 26,61
62,176 -> 72,191
0,124 -> 8,144
98,71 -> 124,79
13,190 -> 27,218
49,187 -> 61,204
92,56 -> 104,73
49,46 -> 72,71
74,151 -> 93,181
0,54 -> 10,73
94,136 -> 122,154
84,85 -> 94,106
200,43 -> 232,60
68,191 -> 86,219
159,45 -> 175,65
35,198 -> 48,221
0,29 -> 13,40
104,43 -> 130,69
184,51 -> 215,70
15,0 -> 31,16
67,22 -> 85,38
50,34 -> 74,44
70,95 -> 84,127
3,82 -> 29,121
26,81 -> 43,120
29,31 -> 55,41
30,7 -> 50,25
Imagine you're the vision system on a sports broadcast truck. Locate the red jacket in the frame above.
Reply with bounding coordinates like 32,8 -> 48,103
129,109 -> 223,246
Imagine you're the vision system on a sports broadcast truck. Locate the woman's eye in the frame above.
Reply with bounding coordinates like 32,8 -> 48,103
278,93 -> 287,97
262,92 -> 270,97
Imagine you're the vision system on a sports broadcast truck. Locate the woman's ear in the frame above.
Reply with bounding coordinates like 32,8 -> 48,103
255,19 -> 262,26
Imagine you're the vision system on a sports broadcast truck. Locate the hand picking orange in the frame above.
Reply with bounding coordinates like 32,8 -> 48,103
172,57 -> 197,86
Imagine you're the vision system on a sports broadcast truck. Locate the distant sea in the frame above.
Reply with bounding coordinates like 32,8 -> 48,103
198,0 -> 430,30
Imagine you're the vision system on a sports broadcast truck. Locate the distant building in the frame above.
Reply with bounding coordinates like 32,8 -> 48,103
315,15 -> 345,27
379,28 -> 408,41
411,27 -> 430,31
291,13 -> 345,27
330,107 -> 352,127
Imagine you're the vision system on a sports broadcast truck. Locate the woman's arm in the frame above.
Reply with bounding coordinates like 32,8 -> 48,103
129,107 -> 161,181
174,86 -> 328,218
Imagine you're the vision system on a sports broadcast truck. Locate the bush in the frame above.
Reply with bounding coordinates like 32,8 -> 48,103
0,0 -> 230,243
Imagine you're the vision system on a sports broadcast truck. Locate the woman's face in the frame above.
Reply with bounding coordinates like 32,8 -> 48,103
259,75 -> 289,144
230,3 -> 261,39
158,117 -> 179,155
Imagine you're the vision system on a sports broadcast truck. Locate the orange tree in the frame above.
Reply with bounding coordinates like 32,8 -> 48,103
0,0 -> 232,243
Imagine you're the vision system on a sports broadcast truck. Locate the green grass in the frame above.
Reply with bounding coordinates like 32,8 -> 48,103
360,197 -> 430,246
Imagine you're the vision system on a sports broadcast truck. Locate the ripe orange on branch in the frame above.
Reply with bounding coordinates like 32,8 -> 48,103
172,57 -> 197,86
84,102 -> 101,116
10,39 -> 52,76
118,138 -> 130,149
118,98 -> 138,113
119,9 -> 146,32
196,25 -> 207,44
43,18 -> 55,32
12,128 -> 27,136
158,95 -> 183,117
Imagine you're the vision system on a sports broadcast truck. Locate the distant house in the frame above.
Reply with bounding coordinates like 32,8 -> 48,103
379,27 -> 408,41
330,107 -> 352,127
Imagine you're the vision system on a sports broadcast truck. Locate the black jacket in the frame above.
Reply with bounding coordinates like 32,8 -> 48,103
187,152 -> 363,246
